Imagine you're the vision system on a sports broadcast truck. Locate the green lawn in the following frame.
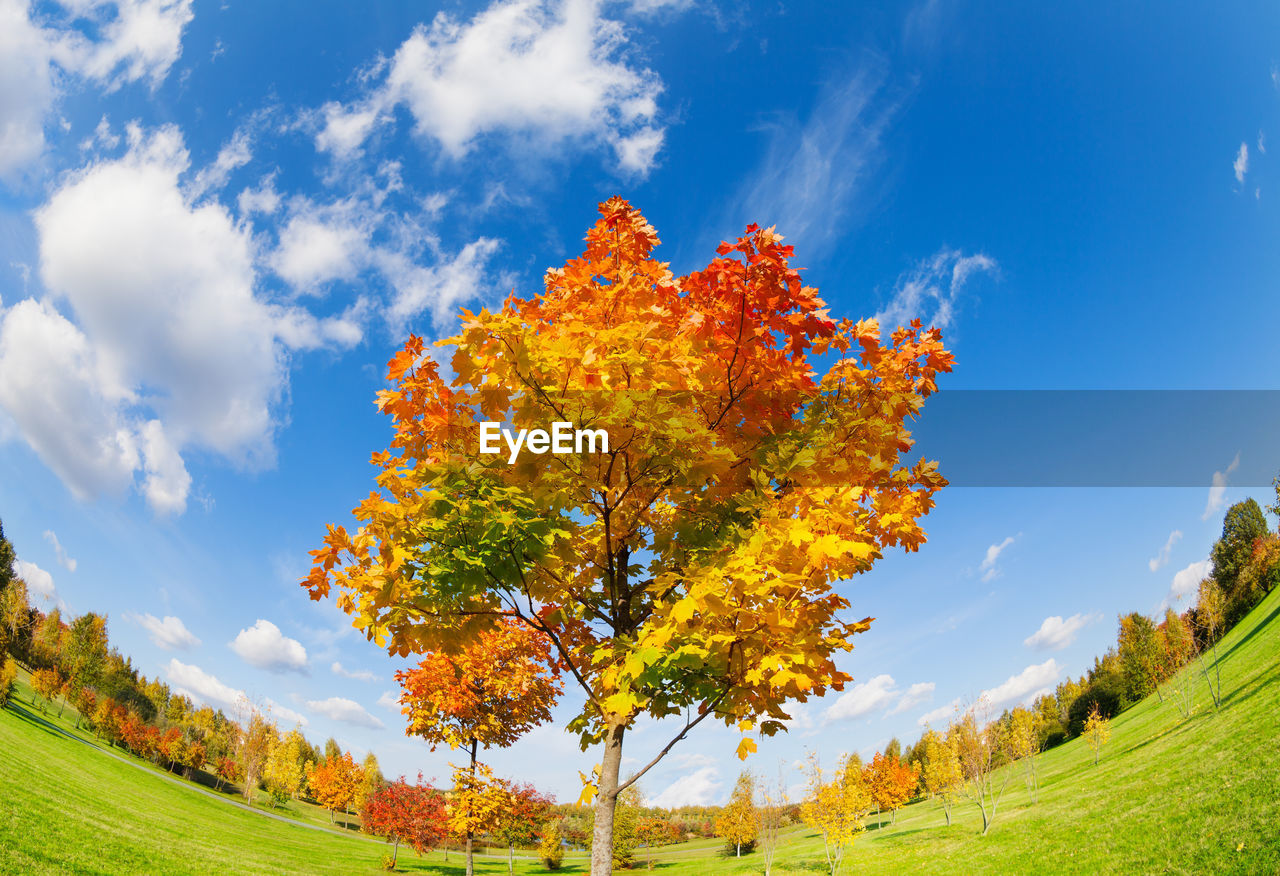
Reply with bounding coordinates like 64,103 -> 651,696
3,586 -> 1279,874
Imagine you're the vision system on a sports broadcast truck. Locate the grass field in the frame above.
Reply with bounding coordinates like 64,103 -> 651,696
3,585 -> 1279,874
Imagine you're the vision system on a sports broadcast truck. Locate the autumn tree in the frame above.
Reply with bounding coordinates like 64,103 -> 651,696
265,727 -> 308,802
863,752 -> 918,826
494,781 -> 555,876
354,752 -> 386,812
0,656 -> 16,708
539,820 -> 566,870
237,712 -> 277,803
63,612 -> 109,694
215,756 -> 238,792
31,609 -> 63,669
1159,609 -> 1196,718
919,729 -> 962,825
362,773 -> 449,870
1004,707 -> 1043,804
950,702 -> 1012,836
304,199 -> 953,876
1193,578 -> 1225,708
396,619 -> 561,876
1116,612 -> 1163,703
1083,705 -> 1111,766
30,666 -> 63,713
309,750 -> 364,823
756,765 -> 788,876
801,753 -> 869,875
0,576 -> 32,661
715,771 -> 757,857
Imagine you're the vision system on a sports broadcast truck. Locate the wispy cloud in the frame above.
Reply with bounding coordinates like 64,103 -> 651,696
332,661 -> 379,682
875,247 -> 997,332
1148,530 -> 1182,572
727,63 -> 900,255
42,530 -> 77,572
1202,452 -> 1240,520
306,696 -> 385,729
979,535 -> 1016,582
1233,142 -> 1249,184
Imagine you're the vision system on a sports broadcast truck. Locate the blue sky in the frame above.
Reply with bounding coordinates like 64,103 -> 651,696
1,0 -> 1278,806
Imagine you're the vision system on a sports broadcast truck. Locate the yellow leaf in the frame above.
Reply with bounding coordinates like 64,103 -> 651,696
735,737 -> 757,760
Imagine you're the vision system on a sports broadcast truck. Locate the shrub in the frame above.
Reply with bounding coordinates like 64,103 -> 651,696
0,657 -> 17,708
381,853 -> 396,871
539,822 -> 565,870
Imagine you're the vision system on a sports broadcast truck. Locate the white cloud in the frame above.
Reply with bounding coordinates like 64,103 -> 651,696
305,696 -> 385,729
824,673 -> 898,722
188,127 -> 252,200
877,247 -> 998,334
376,690 -> 401,710
271,214 -> 366,291
331,661 -> 378,682
670,751 -> 716,770
42,529 -> 77,571
315,0 -> 665,173
129,612 -> 200,649
1259,131 -> 1267,155
166,657 -> 245,713
264,697 -> 308,728
889,681 -> 935,715
980,658 -> 1062,709
1023,613 -> 1096,651
230,619 -> 309,674
649,766 -> 720,807
14,558 -> 65,610
1164,559 -> 1212,610
165,657 -> 309,726
1233,142 -> 1249,184
0,0 -> 193,181
1202,453 -> 1239,520
0,124 -> 361,514
729,67 -> 896,254
1148,530 -> 1182,572
917,698 -> 960,727
978,535 -> 1016,583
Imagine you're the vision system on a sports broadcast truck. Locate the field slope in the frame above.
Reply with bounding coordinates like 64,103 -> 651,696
3,586 -> 1279,874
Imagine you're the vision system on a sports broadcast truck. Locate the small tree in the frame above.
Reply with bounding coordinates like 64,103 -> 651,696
362,773 -> 449,870
950,701 -> 1012,836
920,729 -> 962,825
494,781 -> 555,876
237,712 -> 278,803
30,666 -> 63,713
862,753 -> 917,826
0,656 -> 17,707
309,751 -> 365,823
1083,705 -> 1111,766
1004,707 -> 1042,804
756,766 -> 788,876
1193,578 -> 1225,708
715,771 -> 757,857
801,753 -> 869,876
539,820 -> 565,870
215,756 -> 238,792
265,727 -> 307,801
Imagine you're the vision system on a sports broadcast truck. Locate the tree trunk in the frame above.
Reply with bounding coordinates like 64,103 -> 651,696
736,843 -> 740,858
466,737 -> 478,876
508,842 -> 515,876
590,720 -> 626,876
392,836 -> 400,869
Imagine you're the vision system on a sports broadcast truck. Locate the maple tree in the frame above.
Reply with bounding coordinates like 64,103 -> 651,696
304,198 -> 953,876
493,781 -> 555,876
801,753 -> 870,876
863,751 -> 918,826
361,773 -> 449,870
396,618 -> 561,876
714,771 -> 757,857
308,750 -> 365,822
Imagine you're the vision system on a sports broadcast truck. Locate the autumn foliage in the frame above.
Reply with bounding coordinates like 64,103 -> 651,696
304,198 -> 953,875
308,751 -> 365,822
361,773 -> 448,869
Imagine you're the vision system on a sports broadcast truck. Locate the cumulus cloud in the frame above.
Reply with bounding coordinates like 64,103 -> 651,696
877,247 -> 998,334
0,124 -> 362,514
42,529 -> 76,571
978,535 -> 1016,583
1233,142 -> 1249,184
315,0 -> 665,172
14,558 -> 65,610
129,612 -> 200,649
1202,453 -> 1239,520
1164,559 -> 1212,610
331,661 -> 378,682
229,619 -> 309,674
889,681 -> 935,715
1148,530 -> 1182,573
1024,613 -> 1097,651
649,766 -> 720,807
305,696 -> 385,729
824,674 -> 899,722
981,658 -> 1062,709
264,698 -> 308,728
0,0 -> 193,181
165,657 -> 309,726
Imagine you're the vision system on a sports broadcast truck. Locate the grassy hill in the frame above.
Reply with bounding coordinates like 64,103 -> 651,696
3,585 -> 1279,874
